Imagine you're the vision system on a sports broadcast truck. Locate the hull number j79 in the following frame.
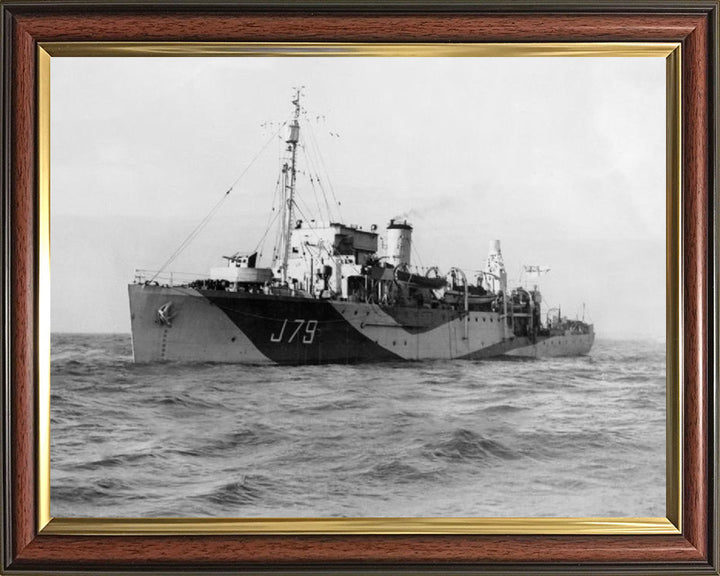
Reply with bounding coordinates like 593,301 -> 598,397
270,319 -> 318,344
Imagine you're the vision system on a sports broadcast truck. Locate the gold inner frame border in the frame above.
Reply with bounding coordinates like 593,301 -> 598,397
36,41 -> 682,536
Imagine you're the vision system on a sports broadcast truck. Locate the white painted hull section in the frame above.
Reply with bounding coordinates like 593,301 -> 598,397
332,302 -> 507,361
129,285 -> 269,363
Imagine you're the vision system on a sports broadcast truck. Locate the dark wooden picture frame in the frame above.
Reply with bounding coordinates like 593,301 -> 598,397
1,1 -> 717,574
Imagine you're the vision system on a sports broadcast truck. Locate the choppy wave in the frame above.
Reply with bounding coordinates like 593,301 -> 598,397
425,429 -> 518,463
50,335 -> 665,518
203,476 -> 272,506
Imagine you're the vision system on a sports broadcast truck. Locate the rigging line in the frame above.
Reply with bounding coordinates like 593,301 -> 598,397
150,194 -> 230,283
304,120 -> 343,222
315,175 -> 333,223
255,173 -> 283,258
228,121 -> 287,191
293,188 -> 318,231
252,172 -> 283,258
253,208 -> 282,257
302,127 -> 332,221
308,173 -> 326,222
247,138 -> 283,259
305,121 -> 340,223
309,169 -> 335,224
299,127 -> 333,222
299,142 -> 326,219
150,123 -> 287,282
307,158 -> 334,224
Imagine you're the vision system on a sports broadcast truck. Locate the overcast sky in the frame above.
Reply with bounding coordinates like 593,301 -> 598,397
50,56 -> 666,338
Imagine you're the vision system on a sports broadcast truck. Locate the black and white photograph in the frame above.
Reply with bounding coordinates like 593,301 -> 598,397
49,55 -> 666,518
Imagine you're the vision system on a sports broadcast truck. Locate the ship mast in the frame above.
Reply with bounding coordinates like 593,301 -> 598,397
280,88 -> 302,284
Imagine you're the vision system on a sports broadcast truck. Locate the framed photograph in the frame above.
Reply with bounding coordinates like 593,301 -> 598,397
1,1 -> 717,575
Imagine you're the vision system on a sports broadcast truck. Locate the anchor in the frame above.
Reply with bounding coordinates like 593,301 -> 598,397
157,302 -> 177,327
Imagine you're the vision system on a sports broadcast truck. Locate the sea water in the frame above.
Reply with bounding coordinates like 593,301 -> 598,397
50,335 -> 665,518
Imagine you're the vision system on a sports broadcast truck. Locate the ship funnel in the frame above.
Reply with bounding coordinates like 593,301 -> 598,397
485,239 -> 507,293
385,218 -> 412,268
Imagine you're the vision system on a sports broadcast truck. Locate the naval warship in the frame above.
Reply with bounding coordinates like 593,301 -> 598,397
128,91 -> 594,364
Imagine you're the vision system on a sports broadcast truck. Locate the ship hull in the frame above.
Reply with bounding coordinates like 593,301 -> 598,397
128,284 -> 594,363
129,284 -> 511,364
502,333 -> 595,358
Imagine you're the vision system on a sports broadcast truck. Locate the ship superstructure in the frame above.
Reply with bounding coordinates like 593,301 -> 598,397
128,91 -> 594,364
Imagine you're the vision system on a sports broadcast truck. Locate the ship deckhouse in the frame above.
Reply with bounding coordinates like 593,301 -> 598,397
284,221 -> 379,299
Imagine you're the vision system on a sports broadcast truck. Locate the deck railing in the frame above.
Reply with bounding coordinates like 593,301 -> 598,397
133,269 -> 207,287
